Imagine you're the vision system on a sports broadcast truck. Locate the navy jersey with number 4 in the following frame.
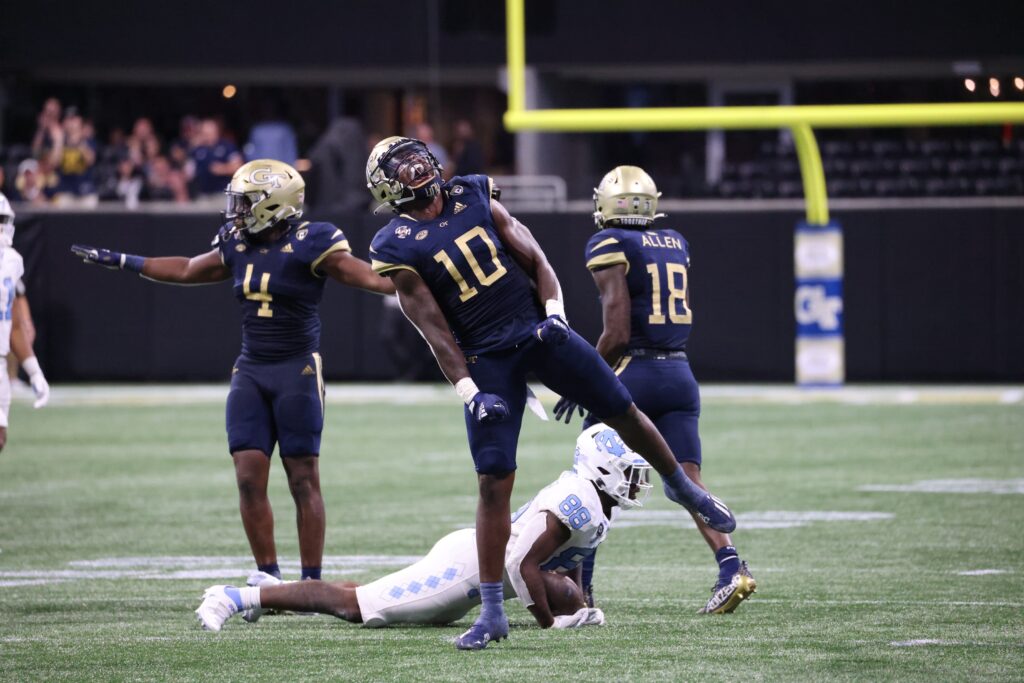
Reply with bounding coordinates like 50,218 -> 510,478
216,219 -> 352,361
369,175 -> 541,354
585,226 -> 693,352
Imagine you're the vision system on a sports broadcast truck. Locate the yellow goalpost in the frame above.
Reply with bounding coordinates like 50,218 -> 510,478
501,0 -> 1024,385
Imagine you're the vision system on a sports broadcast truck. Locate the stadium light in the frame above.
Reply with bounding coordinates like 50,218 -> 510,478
1015,77 -> 1024,91
989,78 -> 1000,98
222,84 -> 237,99
964,78 -> 976,92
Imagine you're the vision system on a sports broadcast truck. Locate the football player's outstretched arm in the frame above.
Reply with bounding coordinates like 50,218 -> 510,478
490,200 -> 563,310
506,511 -> 571,629
319,251 -> 396,296
140,250 -> 231,284
72,244 -> 229,285
390,269 -> 471,384
591,264 -> 631,366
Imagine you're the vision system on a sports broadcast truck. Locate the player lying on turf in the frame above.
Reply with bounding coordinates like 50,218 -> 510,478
196,424 -> 651,633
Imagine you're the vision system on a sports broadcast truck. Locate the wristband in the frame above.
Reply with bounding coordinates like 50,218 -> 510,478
123,254 -> 145,273
22,356 -> 42,379
454,377 -> 480,405
544,298 -> 566,321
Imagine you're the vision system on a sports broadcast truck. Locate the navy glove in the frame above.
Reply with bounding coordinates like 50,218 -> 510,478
71,244 -> 143,272
535,315 -> 570,345
553,397 -> 585,424
468,392 -> 510,424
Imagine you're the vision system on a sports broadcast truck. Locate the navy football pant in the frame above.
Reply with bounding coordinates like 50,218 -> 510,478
584,356 -> 702,466
464,330 -> 633,474
226,353 -> 326,458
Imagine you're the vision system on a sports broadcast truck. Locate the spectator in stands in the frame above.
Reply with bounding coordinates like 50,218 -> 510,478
144,156 -> 189,203
13,159 -> 58,206
188,118 -> 242,197
412,123 -> 449,179
30,98 -> 62,161
50,113 -> 97,200
245,99 -> 298,165
451,119 -> 485,176
170,115 -> 199,174
305,117 -> 367,213
128,118 -> 162,169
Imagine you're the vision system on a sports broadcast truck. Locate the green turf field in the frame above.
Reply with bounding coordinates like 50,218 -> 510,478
1,388 -> 1022,681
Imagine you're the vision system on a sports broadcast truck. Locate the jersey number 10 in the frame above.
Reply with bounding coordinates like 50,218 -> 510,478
646,262 -> 692,324
433,227 -> 508,302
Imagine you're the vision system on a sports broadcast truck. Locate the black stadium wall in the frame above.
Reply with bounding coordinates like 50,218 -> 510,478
15,206 -> 1024,383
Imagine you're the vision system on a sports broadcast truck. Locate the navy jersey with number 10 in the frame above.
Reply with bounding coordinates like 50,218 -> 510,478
369,175 -> 542,354
585,226 -> 693,352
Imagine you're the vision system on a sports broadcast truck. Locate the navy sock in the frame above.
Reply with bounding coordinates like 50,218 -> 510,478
663,468 -> 706,508
716,545 -> 740,582
479,581 -> 505,622
301,566 -> 322,581
581,550 -> 597,591
257,563 -> 282,580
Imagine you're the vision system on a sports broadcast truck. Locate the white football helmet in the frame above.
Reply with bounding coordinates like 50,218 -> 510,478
0,192 -> 15,248
224,159 -> 305,236
573,424 -> 653,509
365,136 -> 443,214
593,165 -> 665,229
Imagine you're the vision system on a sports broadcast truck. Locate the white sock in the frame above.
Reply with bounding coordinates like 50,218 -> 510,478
240,586 -> 261,610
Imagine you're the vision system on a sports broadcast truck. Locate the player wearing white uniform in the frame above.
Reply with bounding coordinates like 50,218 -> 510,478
195,424 -> 652,635
0,193 -> 49,452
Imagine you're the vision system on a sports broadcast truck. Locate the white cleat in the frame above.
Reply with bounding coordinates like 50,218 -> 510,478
195,585 -> 240,632
241,571 -> 283,623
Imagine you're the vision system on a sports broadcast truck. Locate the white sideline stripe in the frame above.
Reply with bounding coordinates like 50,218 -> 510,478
891,639 -> 962,647
0,555 -> 426,587
27,383 -> 1024,407
860,479 -> 1024,495
599,597 -> 1024,608
615,509 -> 893,529
957,569 -> 1011,576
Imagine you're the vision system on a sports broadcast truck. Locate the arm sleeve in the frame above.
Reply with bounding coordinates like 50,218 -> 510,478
585,230 -> 630,274
369,227 -> 419,277
303,222 -> 352,277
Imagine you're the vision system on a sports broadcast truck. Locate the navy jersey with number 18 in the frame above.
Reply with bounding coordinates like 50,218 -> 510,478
585,226 -> 693,352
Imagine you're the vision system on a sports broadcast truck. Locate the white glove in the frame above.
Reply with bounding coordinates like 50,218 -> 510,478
21,356 -> 49,409
552,608 -> 590,629
551,607 -> 605,629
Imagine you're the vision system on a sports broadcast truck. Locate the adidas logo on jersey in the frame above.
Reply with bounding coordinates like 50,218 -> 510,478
301,365 -> 315,376
453,202 -> 466,214
281,244 -> 294,254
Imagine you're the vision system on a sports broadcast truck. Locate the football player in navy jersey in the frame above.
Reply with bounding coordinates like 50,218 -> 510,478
364,137 -> 737,650
554,166 -> 756,615
72,159 -> 395,588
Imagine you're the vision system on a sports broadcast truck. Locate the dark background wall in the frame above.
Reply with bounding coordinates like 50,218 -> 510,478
16,205 -> 1024,383
3,1 -> 1022,72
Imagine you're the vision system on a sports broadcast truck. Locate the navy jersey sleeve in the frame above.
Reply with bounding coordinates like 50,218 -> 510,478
295,221 -> 352,277
213,224 -> 239,268
369,222 -> 420,277
585,229 -> 631,274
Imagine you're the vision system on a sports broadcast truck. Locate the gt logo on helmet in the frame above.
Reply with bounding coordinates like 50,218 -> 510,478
248,168 -> 289,189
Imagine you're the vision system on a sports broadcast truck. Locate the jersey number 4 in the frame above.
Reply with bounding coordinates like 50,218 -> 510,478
646,262 -> 692,324
243,264 -> 273,318
433,227 -> 508,302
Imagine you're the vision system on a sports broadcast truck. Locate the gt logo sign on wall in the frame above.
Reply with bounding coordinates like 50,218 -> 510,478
794,221 -> 844,386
